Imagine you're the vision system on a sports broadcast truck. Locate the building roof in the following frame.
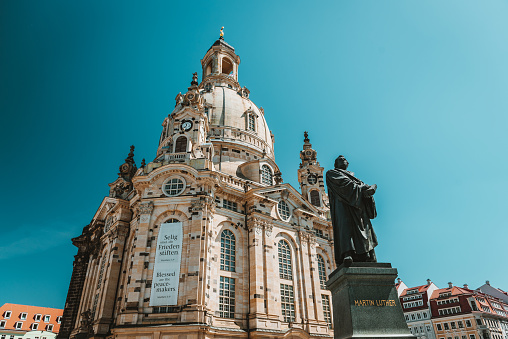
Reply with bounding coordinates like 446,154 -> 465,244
400,283 -> 433,297
0,303 -> 63,333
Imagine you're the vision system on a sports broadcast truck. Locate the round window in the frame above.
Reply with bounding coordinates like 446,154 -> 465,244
307,174 -> 317,185
162,177 -> 185,197
277,200 -> 291,222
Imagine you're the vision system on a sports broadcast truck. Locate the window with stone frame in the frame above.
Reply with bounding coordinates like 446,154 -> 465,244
280,283 -> 295,322
322,294 -> 332,328
163,177 -> 185,196
174,136 -> 187,153
317,254 -> 327,289
278,240 -> 292,280
219,276 -> 235,318
310,190 -> 321,207
96,255 -> 106,290
223,199 -> 238,212
247,113 -> 256,132
261,165 -> 273,185
220,230 -> 236,272
277,200 -> 291,222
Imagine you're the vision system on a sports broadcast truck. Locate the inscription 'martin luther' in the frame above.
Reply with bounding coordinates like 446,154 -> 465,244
354,299 -> 397,307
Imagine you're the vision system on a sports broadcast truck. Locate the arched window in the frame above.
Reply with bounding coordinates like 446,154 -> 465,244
278,240 -> 292,280
222,58 -> 233,75
261,165 -> 272,185
174,136 -> 187,153
220,230 -> 236,272
310,190 -> 321,207
317,254 -> 327,289
165,218 -> 179,223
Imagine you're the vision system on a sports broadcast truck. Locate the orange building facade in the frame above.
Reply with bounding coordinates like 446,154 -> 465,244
0,303 -> 63,339
429,285 -> 508,339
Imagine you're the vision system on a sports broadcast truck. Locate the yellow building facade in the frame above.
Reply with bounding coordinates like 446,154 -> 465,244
58,37 -> 335,339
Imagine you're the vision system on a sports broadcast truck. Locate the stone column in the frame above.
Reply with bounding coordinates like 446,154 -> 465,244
326,263 -> 414,339
247,217 -> 266,324
125,201 -> 153,319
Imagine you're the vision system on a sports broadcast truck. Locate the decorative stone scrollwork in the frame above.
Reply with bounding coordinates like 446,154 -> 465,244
309,234 -> 317,249
191,196 -> 215,213
248,218 -> 263,235
139,201 -> 154,223
139,201 -> 154,215
265,224 -> 273,237
299,231 -> 310,247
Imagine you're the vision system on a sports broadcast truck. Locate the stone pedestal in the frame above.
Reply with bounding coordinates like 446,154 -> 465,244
326,262 -> 414,339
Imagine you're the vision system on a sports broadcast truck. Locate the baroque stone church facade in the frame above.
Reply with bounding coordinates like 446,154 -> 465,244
58,37 -> 335,339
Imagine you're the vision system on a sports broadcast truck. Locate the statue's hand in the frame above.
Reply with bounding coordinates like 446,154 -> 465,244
363,184 -> 377,197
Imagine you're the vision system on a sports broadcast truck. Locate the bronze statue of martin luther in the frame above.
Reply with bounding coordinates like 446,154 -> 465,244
326,155 -> 378,267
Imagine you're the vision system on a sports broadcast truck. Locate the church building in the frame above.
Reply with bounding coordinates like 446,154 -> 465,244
58,35 -> 335,339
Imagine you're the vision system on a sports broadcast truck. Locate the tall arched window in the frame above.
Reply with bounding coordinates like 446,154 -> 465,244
278,240 -> 292,280
220,230 -> 236,272
174,136 -> 187,153
317,254 -> 327,289
261,165 -> 273,185
310,190 -> 321,207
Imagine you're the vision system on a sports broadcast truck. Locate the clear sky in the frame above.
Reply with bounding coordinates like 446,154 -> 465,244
1,0 -> 507,309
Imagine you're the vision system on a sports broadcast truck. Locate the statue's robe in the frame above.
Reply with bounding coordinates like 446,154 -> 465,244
326,168 -> 378,264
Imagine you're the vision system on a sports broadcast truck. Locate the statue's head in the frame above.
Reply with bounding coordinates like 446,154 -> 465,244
334,155 -> 349,170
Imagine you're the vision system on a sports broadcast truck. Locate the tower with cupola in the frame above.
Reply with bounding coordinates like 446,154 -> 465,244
59,32 -> 334,339
298,132 -> 329,213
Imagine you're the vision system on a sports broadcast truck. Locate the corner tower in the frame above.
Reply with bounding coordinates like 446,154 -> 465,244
298,132 -> 329,213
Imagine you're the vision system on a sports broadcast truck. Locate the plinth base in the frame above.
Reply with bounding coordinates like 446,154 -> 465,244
326,262 -> 415,339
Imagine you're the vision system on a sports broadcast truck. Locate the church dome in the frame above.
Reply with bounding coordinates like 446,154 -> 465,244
200,84 -> 274,157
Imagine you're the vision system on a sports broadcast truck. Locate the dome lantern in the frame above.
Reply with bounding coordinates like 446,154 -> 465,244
201,29 -> 241,84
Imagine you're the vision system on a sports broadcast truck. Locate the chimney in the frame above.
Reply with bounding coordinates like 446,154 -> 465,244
464,284 -> 469,289
486,280 -> 490,286
427,279 -> 431,285
448,282 -> 453,288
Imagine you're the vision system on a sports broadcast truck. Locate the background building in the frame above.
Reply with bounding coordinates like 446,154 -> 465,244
429,283 -> 508,339
58,36 -> 335,339
0,303 -> 62,339
400,279 -> 439,339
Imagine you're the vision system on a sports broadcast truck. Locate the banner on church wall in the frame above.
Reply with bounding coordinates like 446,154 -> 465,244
149,222 -> 183,306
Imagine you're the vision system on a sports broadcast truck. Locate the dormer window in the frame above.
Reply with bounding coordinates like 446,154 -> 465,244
35,314 -> 41,321
248,114 -> 255,131
174,136 -> 187,153
4,311 -> 11,319
20,313 -> 27,320
261,165 -> 273,185
43,315 -> 50,322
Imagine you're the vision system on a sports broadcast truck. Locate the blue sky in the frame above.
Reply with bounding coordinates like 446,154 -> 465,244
1,1 -> 507,309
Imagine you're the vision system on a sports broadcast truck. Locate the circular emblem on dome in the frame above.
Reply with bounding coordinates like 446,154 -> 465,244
187,93 -> 195,100
305,150 -> 312,156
